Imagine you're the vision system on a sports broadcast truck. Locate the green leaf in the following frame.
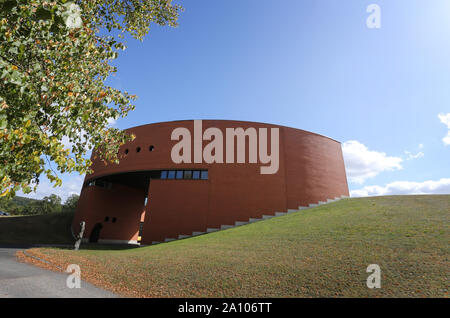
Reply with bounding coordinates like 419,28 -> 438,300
36,8 -> 52,21
0,114 -> 7,129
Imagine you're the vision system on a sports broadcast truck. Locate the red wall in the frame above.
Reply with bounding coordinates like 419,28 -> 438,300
284,128 -> 349,208
143,180 -> 209,243
73,183 -> 145,242
73,120 -> 349,245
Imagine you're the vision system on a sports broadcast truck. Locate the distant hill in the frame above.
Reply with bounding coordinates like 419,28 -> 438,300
0,195 -> 43,215
0,195 -> 38,214
0,194 -> 78,216
9,196 -> 40,206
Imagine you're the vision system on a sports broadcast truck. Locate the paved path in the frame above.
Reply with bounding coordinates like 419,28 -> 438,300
0,247 -> 117,298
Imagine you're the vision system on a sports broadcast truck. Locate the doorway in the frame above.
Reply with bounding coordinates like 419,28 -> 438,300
89,223 -> 103,243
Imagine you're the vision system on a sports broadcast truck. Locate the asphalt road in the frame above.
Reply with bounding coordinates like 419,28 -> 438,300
0,247 -> 117,298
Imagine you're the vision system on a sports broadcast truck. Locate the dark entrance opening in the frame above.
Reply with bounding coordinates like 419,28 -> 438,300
89,223 -> 103,243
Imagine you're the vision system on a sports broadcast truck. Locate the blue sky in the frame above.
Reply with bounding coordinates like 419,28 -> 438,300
23,0 -> 450,200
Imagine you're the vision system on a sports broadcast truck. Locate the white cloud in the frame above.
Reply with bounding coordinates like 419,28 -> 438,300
342,140 -> 403,184
18,175 -> 84,202
438,113 -> 450,145
351,178 -> 450,197
405,150 -> 424,160
107,117 -> 117,126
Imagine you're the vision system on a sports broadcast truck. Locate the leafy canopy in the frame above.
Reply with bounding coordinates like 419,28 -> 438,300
0,0 -> 182,198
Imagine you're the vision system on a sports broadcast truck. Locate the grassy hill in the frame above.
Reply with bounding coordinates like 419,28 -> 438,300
0,211 -> 75,245
19,195 -> 450,297
0,195 -> 40,214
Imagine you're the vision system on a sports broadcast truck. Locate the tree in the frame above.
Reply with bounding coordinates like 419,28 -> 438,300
0,0 -> 182,198
63,193 -> 79,212
40,194 -> 62,214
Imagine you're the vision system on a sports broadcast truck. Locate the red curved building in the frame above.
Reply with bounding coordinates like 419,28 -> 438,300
73,120 -> 349,245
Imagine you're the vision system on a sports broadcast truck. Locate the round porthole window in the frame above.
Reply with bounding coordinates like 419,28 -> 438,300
149,145 -> 155,151
124,149 -> 129,155
136,147 -> 141,153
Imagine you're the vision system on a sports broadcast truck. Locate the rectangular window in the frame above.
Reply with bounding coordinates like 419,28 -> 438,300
167,170 -> 176,179
160,170 -> 207,180
96,180 -> 106,188
192,170 -> 200,179
184,170 -> 193,179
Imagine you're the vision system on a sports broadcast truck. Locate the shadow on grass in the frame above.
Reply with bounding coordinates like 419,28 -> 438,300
77,243 -> 141,251
40,243 -> 141,251
0,243 -> 141,252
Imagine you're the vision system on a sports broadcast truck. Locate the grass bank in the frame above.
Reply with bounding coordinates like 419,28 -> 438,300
21,195 -> 449,297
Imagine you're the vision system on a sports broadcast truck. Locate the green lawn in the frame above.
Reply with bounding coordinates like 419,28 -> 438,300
0,212 -> 74,245
21,195 -> 450,297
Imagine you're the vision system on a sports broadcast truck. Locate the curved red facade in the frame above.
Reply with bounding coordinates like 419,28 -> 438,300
73,120 -> 349,245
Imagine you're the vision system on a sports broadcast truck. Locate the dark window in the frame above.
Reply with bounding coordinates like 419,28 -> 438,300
112,217 -> 117,223
104,216 -> 109,222
149,145 -> 155,151
138,222 -> 144,236
136,147 -> 141,153
167,170 -> 176,179
125,149 -> 129,155
160,170 -> 207,180
96,180 -> 106,188
192,171 -> 200,179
